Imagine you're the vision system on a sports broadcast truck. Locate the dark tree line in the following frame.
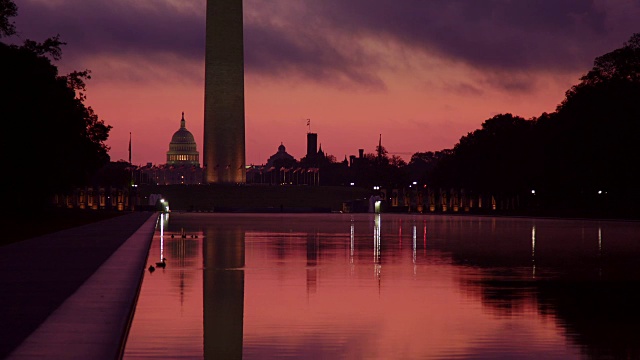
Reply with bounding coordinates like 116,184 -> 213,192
424,33 -> 640,215
1,1 -> 111,210
315,33 -> 640,216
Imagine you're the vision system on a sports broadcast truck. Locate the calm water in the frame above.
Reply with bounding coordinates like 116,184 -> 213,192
123,213 -> 640,359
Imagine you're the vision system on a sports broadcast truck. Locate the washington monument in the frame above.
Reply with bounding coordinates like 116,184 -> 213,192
204,0 -> 246,183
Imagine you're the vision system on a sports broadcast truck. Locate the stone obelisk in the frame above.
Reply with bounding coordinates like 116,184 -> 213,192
204,0 -> 246,183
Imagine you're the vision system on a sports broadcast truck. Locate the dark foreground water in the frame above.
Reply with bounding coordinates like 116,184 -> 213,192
122,213 -> 640,359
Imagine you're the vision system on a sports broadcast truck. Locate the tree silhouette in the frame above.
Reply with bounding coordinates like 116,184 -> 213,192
432,113 -> 536,194
1,1 -> 111,210
0,0 -> 17,37
423,32 -> 640,216
545,32 -> 640,210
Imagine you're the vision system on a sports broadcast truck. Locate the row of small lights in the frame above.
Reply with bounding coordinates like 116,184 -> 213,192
532,190 -> 607,195
356,186 -> 608,195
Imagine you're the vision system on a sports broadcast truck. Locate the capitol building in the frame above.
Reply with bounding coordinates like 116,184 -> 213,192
166,112 -> 200,166
135,113 -> 203,185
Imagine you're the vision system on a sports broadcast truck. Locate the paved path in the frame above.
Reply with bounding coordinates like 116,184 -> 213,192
0,211 -> 158,359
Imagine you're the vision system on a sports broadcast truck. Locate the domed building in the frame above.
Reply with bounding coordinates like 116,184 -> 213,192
135,112 -> 203,185
265,143 -> 296,169
167,112 -> 199,166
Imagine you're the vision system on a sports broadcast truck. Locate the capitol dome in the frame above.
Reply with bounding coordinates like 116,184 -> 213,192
167,112 -> 200,166
171,125 -> 195,144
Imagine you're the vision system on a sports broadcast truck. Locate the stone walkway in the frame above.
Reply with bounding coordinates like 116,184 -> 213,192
0,211 -> 158,359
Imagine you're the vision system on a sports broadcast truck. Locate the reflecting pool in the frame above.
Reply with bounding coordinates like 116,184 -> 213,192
123,213 -> 640,359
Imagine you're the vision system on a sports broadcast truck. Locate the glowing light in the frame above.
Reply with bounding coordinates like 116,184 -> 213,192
412,225 -> 417,265
531,225 -> 536,258
598,226 -> 602,253
350,182 -> 355,186
350,221 -> 355,259
531,190 -> 536,195
160,231 -> 164,262
531,225 -> 536,279
413,181 -> 417,185
374,214 -> 381,264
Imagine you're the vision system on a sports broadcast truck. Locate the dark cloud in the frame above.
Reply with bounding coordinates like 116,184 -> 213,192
245,21 -> 386,89
11,0 -> 640,90
310,0 -> 611,71
14,1 -> 205,63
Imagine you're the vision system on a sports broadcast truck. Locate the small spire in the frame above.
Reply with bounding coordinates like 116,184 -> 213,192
180,112 -> 186,128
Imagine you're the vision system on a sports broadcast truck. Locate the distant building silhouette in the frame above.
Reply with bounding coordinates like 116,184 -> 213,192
307,133 -> 318,158
306,132 -> 318,166
265,143 -> 295,169
246,142 -> 319,186
317,143 -> 325,159
135,113 -> 203,185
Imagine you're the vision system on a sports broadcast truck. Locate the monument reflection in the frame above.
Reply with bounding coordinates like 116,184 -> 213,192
203,225 -> 245,360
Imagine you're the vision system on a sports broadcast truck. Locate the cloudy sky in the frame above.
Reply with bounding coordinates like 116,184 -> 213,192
11,0 -> 640,165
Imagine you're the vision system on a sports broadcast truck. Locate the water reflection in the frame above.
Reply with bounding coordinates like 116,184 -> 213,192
124,214 -> 640,359
203,226 -> 244,360
306,232 -> 319,296
123,215 -> 204,359
532,225 -> 536,278
598,226 -> 602,254
373,214 -> 381,284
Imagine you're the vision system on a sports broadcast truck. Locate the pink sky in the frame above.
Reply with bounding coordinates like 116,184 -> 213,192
12,0 -> 640,165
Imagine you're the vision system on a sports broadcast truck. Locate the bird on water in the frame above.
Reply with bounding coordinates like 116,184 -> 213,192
156,258 -> 167,268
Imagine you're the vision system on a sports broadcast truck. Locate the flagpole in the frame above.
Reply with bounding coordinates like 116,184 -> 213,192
129,132 -> 133,187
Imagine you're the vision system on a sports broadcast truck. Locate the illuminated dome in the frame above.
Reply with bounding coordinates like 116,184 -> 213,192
167,112 -> 200,166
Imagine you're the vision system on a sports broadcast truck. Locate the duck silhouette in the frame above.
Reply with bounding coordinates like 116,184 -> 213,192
156,258 -> 167,268
148,265 -> 156,273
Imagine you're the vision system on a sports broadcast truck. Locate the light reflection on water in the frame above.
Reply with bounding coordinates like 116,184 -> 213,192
123,213 -> 640,359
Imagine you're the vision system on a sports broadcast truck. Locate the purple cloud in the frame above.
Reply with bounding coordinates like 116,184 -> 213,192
11,0 -> 640,91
